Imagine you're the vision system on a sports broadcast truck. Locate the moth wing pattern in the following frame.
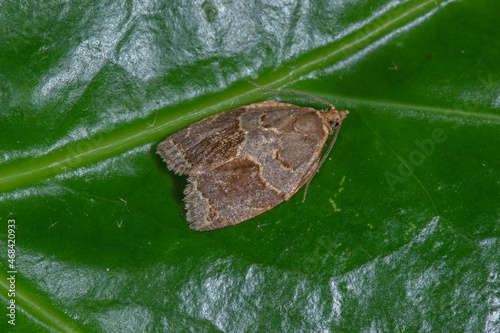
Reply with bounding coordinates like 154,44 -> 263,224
156,107 -> 247,175
157,101 -> 336,231
184,157 -> 285,231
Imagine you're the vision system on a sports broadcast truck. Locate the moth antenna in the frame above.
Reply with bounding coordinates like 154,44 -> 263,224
249,81 -> 334,107
302,120 -> 344,203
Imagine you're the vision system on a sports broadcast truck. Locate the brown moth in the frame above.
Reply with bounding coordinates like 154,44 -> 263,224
157,82 -> 348,231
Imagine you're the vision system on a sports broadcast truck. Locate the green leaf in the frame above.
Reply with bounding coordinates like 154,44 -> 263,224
1,0 -> 499,331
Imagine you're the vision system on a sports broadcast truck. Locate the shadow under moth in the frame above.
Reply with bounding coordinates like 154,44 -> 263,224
157,82 -> 348,231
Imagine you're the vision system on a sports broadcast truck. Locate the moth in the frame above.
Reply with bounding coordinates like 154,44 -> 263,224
157,82 -> 348,231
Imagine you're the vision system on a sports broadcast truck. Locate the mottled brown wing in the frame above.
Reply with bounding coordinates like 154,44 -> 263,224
157,101 -> 331,230
184,157 -> 285,231
156,106 -> 247,175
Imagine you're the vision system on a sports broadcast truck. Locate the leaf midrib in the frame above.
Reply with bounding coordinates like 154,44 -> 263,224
0,0 -> 457,195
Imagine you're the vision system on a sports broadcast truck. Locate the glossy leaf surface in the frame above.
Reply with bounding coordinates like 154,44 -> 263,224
1,0 -> 499,331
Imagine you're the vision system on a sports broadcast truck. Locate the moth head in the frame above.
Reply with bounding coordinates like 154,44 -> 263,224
322,107 -> 349,132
